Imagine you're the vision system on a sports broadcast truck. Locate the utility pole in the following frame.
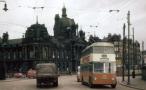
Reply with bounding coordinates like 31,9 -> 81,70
0,0 -> 8,80
19,6 -> 44,23
141,41 -> 144,80
31,6 -> 44,24
90,25 -> 98,37
127,11 -> 131,85
122,23 -> 126,81
142,41 -> 144,67
132,27 -> 135,78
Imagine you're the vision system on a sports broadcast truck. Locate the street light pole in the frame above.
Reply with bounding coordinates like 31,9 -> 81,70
19,6 -> 44,24
0,0 -> 8,80
90,25 -> 98,37
127,11 -> 131,85
31,6 -> 44,24
142,41 -> 144,67
141,41 -> 144,80
0,1 -> 8,11
109,10 -> 120,13
109,9 -> 132,84
132,27 -> 135,78
122,23 -> 126,81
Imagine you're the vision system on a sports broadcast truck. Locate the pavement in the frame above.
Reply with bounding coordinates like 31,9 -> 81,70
118,76 -> 146,90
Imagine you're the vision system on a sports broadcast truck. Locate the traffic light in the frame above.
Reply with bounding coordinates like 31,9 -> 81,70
3,3 -> 8,11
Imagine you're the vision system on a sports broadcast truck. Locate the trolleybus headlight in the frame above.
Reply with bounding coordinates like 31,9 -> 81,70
112,78 -> 115,81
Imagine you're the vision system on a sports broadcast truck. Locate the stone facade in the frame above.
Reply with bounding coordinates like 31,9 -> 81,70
142,51 -> 146,80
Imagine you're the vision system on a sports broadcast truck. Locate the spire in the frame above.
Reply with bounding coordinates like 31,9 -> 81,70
36,15 -> 38,24
62,5 -> 67,17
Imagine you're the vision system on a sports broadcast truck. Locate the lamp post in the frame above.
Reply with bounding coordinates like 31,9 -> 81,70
0,0 -> 8,80
109,9 -> 121,76
109,10 -> 120,13
0,1 -> 8,11
122,23 -> 126,81
19,6 -> 44,24
90,25 -> 98,37
127,11 -> 131,85
141,41 -> 145,80
132,27 -> 135,78
142,41 -> 144,67
109,10 -> 132,84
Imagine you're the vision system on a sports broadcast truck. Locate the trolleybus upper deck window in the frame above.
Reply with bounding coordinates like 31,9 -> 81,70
93,46 -> 114,54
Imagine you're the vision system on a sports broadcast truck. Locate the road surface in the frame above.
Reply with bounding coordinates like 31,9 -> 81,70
0,75 -> 136,90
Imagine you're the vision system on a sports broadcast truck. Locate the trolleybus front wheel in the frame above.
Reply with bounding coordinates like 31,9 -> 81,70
81,77 -> 84,85
89,77 -> 93,88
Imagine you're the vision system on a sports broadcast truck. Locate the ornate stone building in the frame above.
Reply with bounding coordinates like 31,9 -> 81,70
0,6 -> 87,78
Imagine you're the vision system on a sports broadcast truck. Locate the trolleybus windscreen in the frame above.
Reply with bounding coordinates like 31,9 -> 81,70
94,62 -> 104,73
94,62 -> 116,73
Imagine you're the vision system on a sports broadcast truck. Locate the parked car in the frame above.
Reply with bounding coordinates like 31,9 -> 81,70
27,69 -> 36,79
36,63 -> 59,87
14,73 -> 24,78
77,66 -> 81,82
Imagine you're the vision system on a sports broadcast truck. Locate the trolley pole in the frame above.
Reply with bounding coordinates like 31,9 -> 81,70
127,11 -> 131,85
122,23 -> 126,81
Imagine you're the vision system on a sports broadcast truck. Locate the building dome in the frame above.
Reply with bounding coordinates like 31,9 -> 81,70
24,23 -> 49,43
60,17 -> 75,28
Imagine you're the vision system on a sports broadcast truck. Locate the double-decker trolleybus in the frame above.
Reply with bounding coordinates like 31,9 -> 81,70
80,42 -> 117,88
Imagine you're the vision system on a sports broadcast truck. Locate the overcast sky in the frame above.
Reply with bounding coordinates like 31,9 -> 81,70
0,0 -> 146,49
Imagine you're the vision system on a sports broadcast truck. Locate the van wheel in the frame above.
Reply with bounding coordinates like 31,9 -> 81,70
54,81 -> 58,87
111,84 -> 116,88
77,78 -> 79,82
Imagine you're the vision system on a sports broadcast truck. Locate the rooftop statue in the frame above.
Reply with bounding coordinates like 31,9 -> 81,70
2,32 -> 9,44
